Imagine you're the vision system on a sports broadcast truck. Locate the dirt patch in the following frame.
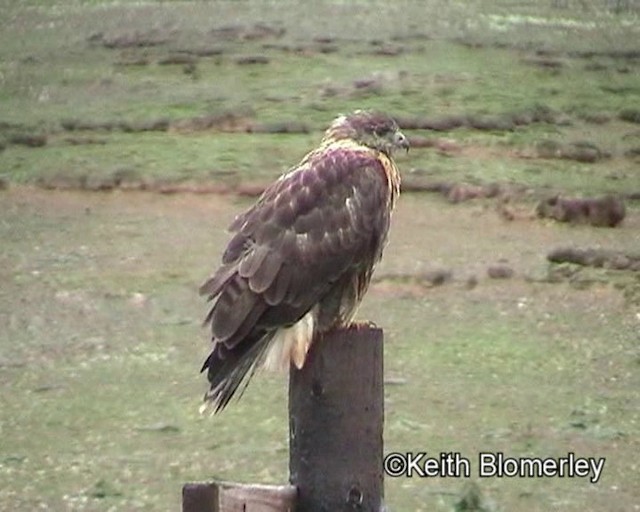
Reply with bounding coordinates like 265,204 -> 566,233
487,263 -> 515,279
401,178 -> 527,206
88,30 -> 170,49
170,111 -> 255,133
114,55 -> 150,67
397,105 -> 560,133
8,133 -> 47,147
522,56 -> 565,70
532,139 -> 609,163
619,108 -> 640,124
1,185 -> 638,512
235,55 -> 271,65
548,246 -> 640,271
248,121 -> 310,134
536,195 -> 626,227
211,23 -> 285,42
61,118 -> 170,133
64,136 -> 108,146
157,54 -> 198,66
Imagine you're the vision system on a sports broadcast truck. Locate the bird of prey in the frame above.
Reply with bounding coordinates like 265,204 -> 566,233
200,110 -> 408,412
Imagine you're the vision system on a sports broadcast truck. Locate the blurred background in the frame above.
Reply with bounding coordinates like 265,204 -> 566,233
1,1 -> 639,511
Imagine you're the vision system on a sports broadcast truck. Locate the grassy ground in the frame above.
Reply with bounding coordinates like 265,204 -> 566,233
1,188 -> 638,512
1,0 -> 639,193
1,1 -> 639,511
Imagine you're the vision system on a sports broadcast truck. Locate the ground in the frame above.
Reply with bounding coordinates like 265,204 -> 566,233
1,187 -> 638,512
0,1 -> 639,511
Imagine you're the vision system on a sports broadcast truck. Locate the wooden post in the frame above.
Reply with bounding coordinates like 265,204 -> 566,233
289,326 -> 384,512
182,481 -> 297,512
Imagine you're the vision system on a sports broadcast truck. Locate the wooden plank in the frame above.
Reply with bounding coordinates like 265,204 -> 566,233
289,326 -> 384,512
182,481 -> 296,512
182,482 -> 217,512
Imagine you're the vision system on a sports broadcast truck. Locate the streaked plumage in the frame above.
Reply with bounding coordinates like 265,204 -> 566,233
200,110 -> 408,412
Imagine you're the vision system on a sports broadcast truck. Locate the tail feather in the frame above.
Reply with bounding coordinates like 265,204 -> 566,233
201,331 -> 275,413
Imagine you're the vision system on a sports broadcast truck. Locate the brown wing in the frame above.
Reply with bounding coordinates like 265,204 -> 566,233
200,145 -> 393,411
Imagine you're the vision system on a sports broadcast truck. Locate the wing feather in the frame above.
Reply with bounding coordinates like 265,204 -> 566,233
248,250 -> 283,294
201,145 -> 394,410
238,243 -> 269,278
199,263 -> 237,299
209,278 -> 259,342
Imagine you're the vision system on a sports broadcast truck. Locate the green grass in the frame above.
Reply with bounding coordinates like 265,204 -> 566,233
2,189 -> 639,512
0,0 -> 638,195
1,2 -> 639,511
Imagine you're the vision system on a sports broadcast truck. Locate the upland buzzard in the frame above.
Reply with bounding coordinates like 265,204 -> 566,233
200,110 -> 408,412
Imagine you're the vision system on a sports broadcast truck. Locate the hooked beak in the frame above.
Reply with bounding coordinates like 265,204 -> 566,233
394,131 -> 410,153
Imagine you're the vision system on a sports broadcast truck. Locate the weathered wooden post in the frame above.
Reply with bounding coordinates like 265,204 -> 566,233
183,326 -> 384,512
289,326 -> 384,512
182,482 -> 297,512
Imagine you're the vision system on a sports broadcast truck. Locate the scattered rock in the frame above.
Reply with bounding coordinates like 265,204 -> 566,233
487,264 -> 514,279
88,479 -> 123,499
249,121 -> 310,134
111,167 -> 142,188
235,182 -> 268,197
170,111 -> 254,133
523,57 -> 565,70
534,139 -> 608,163
244,23 -> 286,40
547,247 -> 640,271
84,174 -> 117,192
9,133 -> 47,147
624,147 -> 640,159
496,201 -> 535,222
114,55 -> 150,67
373,269 -> 454,290
396,115 -> 466,131
352,77 -> 383,94
314,43 -> 339,54
61,119 -> 117,132
619,108 -> 640,124
580,112 -> 611,124
419,269 -> 453,287
129,293 -> 148,308
91,31 -> 169,49
464,275 -> 479,290
37,173 -> 87,190
406,135 -> 434,148
157,54 -> 198,66
400,177 -> 451,194
447,183 -> 499,203
466,115 -> 515,131
235,55 -> 270,65
583,62 -> 608,72
454,481 -> 492,512
563,141 -> 608,163
370,45 -> 404,56
177,47 -> 224,57
534,139 -> 562,158
65,136 -> 108,145
536,195 -> 626,227
119,118 -> 170,133
396,108 -> 558,133
210,25 -> 244,41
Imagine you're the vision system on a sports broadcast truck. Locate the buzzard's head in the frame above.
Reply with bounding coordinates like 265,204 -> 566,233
324,110 -> 409,156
